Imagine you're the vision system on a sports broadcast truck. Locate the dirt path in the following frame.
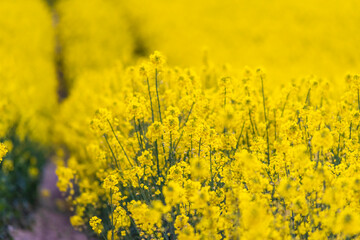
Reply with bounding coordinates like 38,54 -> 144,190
9,162 -> 88,240
8,4 -> 89,239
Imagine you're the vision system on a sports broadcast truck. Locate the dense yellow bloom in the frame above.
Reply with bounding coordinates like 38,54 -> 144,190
54,50 -> 360,239
1,0 -> 359,237
128,200 -> 162,235
44,0 -> 360,238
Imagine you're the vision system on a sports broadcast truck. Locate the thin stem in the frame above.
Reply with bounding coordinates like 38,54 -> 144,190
169,131 -> 173,166
261,75 -> 267,123
147,77 -> 155,122
210,145 -> 214,189
134,117 -> 143,151
198,138 -> 202,157
358,88 -> 360,111
281,92 -> 290,117
107,120 -> 132,167
174,130 -> 184,150
261,75 -> 270,165
155,140 -> 161,176
180,102 -> 195,129
155,68 -> 162,123
190,135 -> 193,158
173,102 -> 196,150
350,121 -> 353,139
104,134 -> 121,170
274,110 -> 277,140
110,189 -> 114,240
305,88 -> 311,107
139,119 -> 147,146
224,86 -> 227,134
234,121 -> 246,154
248,110 -> 257,135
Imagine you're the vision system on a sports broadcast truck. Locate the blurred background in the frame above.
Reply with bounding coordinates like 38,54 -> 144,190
56,0 -> 360,84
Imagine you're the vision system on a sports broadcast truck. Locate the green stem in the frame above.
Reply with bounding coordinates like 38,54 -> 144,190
169,131 -> 173,166
107,120 -> 132,167
104,134 -> 121,170
305,88 -> 311,107
155,140 -> 161,176
234,121 -> 245,154
281,92 -> 290,117
147,77 -> 155,123
274,109 -> 277,140
210,145 -> 214,189
180,102 -> 195,129
260,75 -> 270,165
198,138 -> 202,157
134,117 -> 143,151
110,189 -> 114,240
155,68 -> 162,123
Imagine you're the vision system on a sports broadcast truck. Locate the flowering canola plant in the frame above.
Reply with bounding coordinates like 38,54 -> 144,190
56,51 -> 360,239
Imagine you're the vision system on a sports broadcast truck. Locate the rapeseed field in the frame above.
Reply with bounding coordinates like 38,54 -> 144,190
2,0 -> 360,239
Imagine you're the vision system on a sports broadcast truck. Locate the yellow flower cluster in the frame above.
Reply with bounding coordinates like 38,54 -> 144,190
89,216 -> 103,235
0,143 -> 8,164
56,51 -> 360,239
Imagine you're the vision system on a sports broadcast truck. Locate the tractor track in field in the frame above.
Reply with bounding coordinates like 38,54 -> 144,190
9,163 -> 87,240
9,9 -> 87,240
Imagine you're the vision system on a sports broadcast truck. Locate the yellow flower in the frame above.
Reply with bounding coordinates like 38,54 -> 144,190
150,51 -> 166,68
113,206 -> 131,229
174,214 -> 189,230
0,143 -> 8,164
90,108 -> 112,135
89,216 -> 103,235
146,121 -> 164,142
29,166 -> 39,178
311,127 -> 334,152
190,156 -> 210,181
333,208 -> 360,236
138,150 -> 154,166
163,181 -> 186,206
56,166 -> 74,192
103,171 -> 120,193
70,215 -> 84,228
